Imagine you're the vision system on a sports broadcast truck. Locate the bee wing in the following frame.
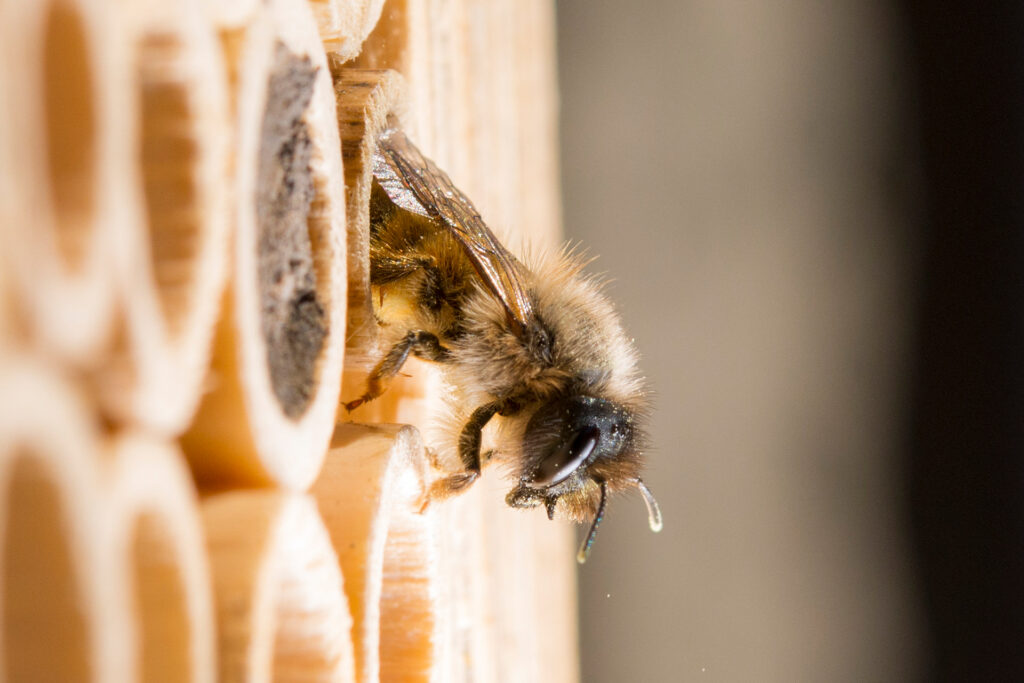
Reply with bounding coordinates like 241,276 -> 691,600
373,129 -> 535,336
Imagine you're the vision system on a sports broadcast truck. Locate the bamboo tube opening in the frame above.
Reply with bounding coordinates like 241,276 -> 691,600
136,32 -> 203,339
43,2 -> 96,272
2,454 -> 90,682
107,434 -> 214,683
257,42 -> 329,420
131,514 -> 191,683
2,0 -> 118,364
0,359 -> 124,682
96,0 -> 229,435
183,0 -> 347,489
203,492 -> 356,682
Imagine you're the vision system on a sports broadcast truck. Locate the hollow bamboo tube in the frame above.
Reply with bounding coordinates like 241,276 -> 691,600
0,358 -> 126,682
310,0 -> 386,61
326,67 -> 438,426
92,0 -> 231,436
103,434 -> 215,683
311,423 -> 440,683
0,0 -> 122,365
202,491 -> 357,683
182,0 -> 348,489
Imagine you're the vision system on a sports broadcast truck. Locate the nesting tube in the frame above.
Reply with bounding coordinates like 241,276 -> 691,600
103,434 -> 215,683
312,424 -> 440,683
0,0 -> 122,365
183,0 -> 348,489
309,0 -> 386,60
95,0 -> 231,435
329,67 -> 438,425
202,491 -> 357,683
0,359 -> 125,682
328,67 -> 404,359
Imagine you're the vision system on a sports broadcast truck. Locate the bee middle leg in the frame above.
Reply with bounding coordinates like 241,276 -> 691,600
344,330 -> 451,411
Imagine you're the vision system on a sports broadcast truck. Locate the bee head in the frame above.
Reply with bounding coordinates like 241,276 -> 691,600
521,396 -> 633,487
507,395 -> 662,563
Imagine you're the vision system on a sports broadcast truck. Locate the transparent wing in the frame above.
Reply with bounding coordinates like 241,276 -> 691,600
373,128 -> 535,336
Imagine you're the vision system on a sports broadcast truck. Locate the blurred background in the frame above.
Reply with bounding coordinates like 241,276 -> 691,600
558,2 -> 1024,681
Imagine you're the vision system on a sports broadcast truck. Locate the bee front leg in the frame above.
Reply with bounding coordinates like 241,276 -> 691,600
421,400 -> 507,510
344,331 -> 451,411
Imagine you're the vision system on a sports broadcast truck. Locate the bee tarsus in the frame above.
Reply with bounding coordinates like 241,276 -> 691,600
344,330 -> 451,411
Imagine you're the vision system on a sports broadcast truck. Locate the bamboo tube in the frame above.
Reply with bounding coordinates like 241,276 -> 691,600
202,491 -> 357,683
182,0 -> 348,489
0,358 -> 126,682
312,423 -> 440,683
91,0 -> 231,436
103,434 -> 215,683
310,0 -> 386,61
0,0 -> 122,366
327,67 -> 439,426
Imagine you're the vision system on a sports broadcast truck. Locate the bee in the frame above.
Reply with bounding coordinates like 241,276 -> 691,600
345,129 -> 662,562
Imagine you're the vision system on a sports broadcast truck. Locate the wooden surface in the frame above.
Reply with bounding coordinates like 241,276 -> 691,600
312,424 -> 436,683
0,0 -> 122,366
182,0 -> 348,490
104,433 -> 216,683
0,1 -> 577,681
202,491 -> 356,683
97,0 -> 231,436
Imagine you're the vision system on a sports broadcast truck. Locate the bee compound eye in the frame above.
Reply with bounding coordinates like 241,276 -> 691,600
531,426 -> 600,487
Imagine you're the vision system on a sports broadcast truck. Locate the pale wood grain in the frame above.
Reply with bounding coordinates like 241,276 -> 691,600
0,0 -> 122,366
93,0 -> 232,436
310,0 -> 387,60
103,433 -> 216,683
312,423 -> 440,683
202,490 -> 357,683
0,358 -> 127,682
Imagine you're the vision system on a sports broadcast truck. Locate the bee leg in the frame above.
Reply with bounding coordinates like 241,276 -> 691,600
505,484 -> 544,509
420,400 -> 507,509
344,331 -> 451,411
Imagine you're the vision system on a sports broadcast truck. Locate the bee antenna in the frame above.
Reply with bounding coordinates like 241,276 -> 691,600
635,479 -> 663,533
577,480 -> 608,564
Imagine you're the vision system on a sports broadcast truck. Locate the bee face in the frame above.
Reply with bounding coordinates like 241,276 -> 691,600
521,396 -> 636,490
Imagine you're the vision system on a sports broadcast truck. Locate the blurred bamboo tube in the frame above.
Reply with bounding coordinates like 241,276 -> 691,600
310,0 -> 386,61
0,358 -> 126,682
104,434 -> 215,683
0,0 -> 122,365
312,424 -> 439,683
96,0 -> 231,435
202,491 -> 357,683
182,0 -> 347,489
